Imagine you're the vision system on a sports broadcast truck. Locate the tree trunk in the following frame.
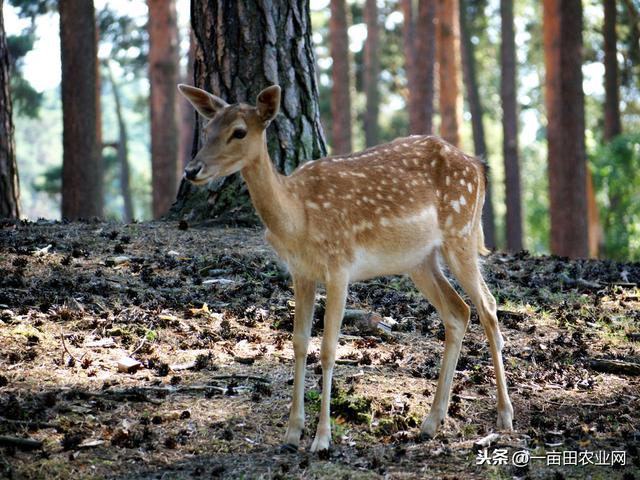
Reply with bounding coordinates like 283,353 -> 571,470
0,0 -> 19,219
401,0 -> 417,131
413,0 -> 437,135
437,0 -> 462,146
459,0 -> 495,249
329,0 -> 352,154
106,62 -> 134,223
95,18 -> 102,197
59,0 -> 102,220
500,0 -> 523,252
604,0 -> 621,140
170,1 -> 327,223
363,0 -> 380,147
543,0 -> 589,258
147,0 -> 179,219
598,0 -> 621,258
178,29 -> 196,171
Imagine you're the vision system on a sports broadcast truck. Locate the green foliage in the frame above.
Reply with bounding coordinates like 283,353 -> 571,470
305,387 -> 372,424
330,386 -> 372,424
7,0 -> 56,20
7,32 -> 42,117
591,134 -> 640,261
97,7 -> 148,75
32,164 -> 61,195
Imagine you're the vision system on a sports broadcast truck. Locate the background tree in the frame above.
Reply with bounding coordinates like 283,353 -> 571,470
147,0 -> 179,218
401,0 -> 416,131
404,0 -> 436,135
437,0 -> 462,146
179,29 -> 196,171
329,0 -> 352,154
363,0 -> 379,147
105,61 -> 134,222
543,0 -> 589,258
0,0 -> 20,219
414,0 -> 437,135
59,0 -> 102,219
171,0 -> 327,223
500,0 -> 523,251
604,0 -> 622,140
459,0 -> 495,249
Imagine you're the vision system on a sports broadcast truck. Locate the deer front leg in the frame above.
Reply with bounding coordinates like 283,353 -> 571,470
310,274 -> 348,453
283,275 -> 317,449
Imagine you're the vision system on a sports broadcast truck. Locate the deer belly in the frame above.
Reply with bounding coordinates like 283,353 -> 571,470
348,240 -> 440,281
347,206 -> 442,280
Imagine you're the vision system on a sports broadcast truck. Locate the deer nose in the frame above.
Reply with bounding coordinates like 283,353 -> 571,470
184,165 -> 202,181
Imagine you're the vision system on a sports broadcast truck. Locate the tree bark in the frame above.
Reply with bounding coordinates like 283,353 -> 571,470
95,18 -> 102,197
597,0 -> 621,258
0,0 -> 19,219
500,0 -> 523,252
363,0 -> 380,147
543,0 -> 589,258
106,62 -> 134,223
178,29 -> 196,171
329,0 -> 352,154
437,0 -> 462,146
413,0 -> 437,135
59,0 -> 102,220
604,0 -> 621,140
170,1 -> 327,223
148,0 -> 179,219
401,0 -> 417,131
459,0 -> 495,249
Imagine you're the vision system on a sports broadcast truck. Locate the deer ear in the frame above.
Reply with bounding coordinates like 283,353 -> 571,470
256,85 -> 281,125
178,84 -> 228,119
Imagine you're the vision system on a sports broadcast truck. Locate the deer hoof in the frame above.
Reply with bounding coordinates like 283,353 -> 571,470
420,416 -> 441,439
310,436 -> 331,454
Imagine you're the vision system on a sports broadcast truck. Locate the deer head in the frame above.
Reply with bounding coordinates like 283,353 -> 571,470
177,84 -> 281,184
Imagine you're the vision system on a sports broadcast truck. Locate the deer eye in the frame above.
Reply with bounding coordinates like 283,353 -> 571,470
232,129 -> 247,140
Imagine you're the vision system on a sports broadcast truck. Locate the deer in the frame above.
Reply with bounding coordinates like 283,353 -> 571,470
178,83 -> 514,453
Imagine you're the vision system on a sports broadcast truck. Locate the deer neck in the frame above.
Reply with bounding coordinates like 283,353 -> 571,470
240,138 -> 300,238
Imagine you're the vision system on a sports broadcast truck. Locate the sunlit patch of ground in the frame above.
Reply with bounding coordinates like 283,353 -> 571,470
0,220 -> 638,479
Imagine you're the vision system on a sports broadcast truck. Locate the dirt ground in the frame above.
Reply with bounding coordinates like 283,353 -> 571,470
0,219 -> 639,480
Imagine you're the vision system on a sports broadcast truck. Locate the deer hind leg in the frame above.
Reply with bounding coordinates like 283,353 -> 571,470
283,275 -> 316,449
410,250 -> 470,438
310,273 -> 348,453
442,245 -> 514,431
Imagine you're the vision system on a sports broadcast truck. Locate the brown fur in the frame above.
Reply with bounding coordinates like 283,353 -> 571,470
243,134 -> 488,280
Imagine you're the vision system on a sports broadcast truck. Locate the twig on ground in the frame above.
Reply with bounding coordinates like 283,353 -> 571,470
473,433 -> 500,452
209,374 -> 271,383
129,337 -> 147,357
0,417 -> 57,429
60,333 -> 80,365
588,358 -> 640,376
0,435 -> 43,451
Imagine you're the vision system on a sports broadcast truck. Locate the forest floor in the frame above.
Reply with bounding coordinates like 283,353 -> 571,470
0,220 -> 639,480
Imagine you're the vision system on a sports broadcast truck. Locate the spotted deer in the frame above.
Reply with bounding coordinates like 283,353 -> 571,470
178,84 -> 514,453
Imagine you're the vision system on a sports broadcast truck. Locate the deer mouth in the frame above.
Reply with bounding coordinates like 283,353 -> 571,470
187,175 -> 213,186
